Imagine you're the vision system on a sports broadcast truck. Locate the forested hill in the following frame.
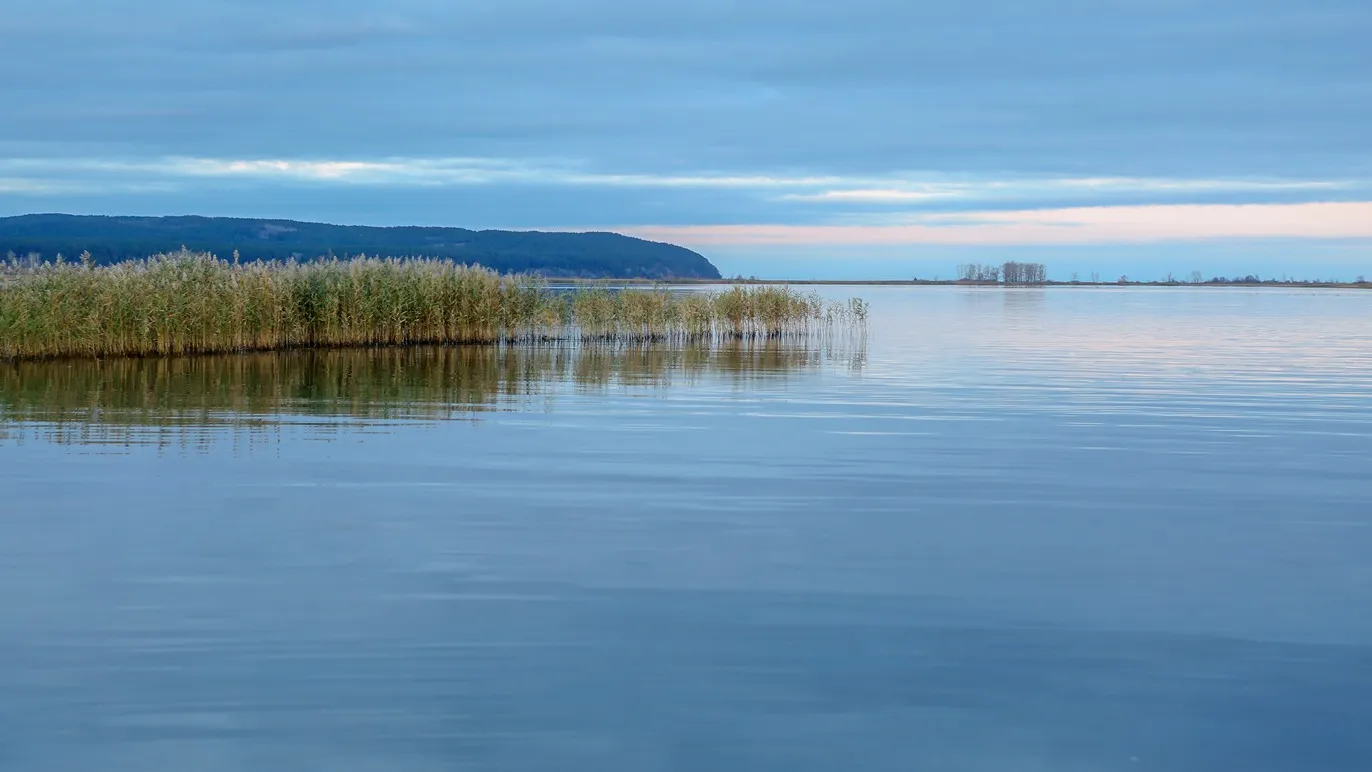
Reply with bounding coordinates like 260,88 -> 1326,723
0,214 -> 721,279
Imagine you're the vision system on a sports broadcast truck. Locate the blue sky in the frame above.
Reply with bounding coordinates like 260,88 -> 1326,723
2,0 -> 1369,279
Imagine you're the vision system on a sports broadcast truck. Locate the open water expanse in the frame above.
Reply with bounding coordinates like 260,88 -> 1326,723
2,286 -> 1370,771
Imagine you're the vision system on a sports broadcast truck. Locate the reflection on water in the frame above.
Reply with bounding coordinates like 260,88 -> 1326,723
1,288 -> 1370,772
0,341 -> 863,448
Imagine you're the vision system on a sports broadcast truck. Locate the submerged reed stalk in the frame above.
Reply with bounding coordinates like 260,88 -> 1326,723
0,250 -> 868,360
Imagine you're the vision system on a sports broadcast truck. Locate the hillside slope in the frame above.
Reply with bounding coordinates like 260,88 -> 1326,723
0,214 -> 721,279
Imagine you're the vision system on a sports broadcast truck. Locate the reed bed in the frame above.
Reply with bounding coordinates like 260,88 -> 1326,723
0,250 -> 867,360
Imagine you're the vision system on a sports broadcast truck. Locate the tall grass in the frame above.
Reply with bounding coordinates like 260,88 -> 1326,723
0,250 -> 867,360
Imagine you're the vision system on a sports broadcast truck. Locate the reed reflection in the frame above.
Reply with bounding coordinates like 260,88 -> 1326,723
0,340 -> 861,448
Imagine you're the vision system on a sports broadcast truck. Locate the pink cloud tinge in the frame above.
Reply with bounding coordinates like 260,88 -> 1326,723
620,201 -> 1372,247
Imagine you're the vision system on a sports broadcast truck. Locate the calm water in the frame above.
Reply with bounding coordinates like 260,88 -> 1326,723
2,287 -> 1371,771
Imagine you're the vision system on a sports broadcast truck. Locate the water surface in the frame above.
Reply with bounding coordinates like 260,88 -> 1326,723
3,287 -> 1371,771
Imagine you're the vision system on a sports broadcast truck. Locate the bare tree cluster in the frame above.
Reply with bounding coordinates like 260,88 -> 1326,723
956,263 -> 1001,282
1001,261 -> 1048,285
956,261 -> 1048,284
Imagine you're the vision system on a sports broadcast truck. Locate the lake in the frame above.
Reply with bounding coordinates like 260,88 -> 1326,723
2,286 -> 1370,771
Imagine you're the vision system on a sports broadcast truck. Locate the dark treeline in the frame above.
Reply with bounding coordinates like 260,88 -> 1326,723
0,214 -> 722,280
1106,271 -> 1369,285
949,264 -> 1368,287
956,262 -> 1049,285
1198,275 -> 1368,285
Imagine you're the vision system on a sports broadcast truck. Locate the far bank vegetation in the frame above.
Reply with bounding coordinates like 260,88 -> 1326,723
956,262 -> 1049,285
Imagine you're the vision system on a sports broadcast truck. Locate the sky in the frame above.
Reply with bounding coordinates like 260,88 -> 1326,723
1,0 -> 1369,280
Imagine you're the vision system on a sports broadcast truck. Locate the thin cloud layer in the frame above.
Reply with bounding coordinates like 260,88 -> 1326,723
4,0 -> 1368,175
623,202 -> 1372,246
3,155 -> 1362,206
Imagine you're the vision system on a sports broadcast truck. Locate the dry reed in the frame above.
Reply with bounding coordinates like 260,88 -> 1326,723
0,250 -> 867,360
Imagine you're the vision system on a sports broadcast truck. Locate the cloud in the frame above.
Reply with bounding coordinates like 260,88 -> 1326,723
1,0 -> 1368,178
779,178 -> 1349,205
1,156 -> 1357,201
621,202 -> 1372,246
156,158 -> 861,190
0,178 -> 73,194
781,189 -> 958,203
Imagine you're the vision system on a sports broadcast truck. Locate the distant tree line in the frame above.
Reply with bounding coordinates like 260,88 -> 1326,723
0,214 -> 723,279
956,261 -> 1048,285
1198,275 -> 1357,285
1131,273 -> 1367,285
